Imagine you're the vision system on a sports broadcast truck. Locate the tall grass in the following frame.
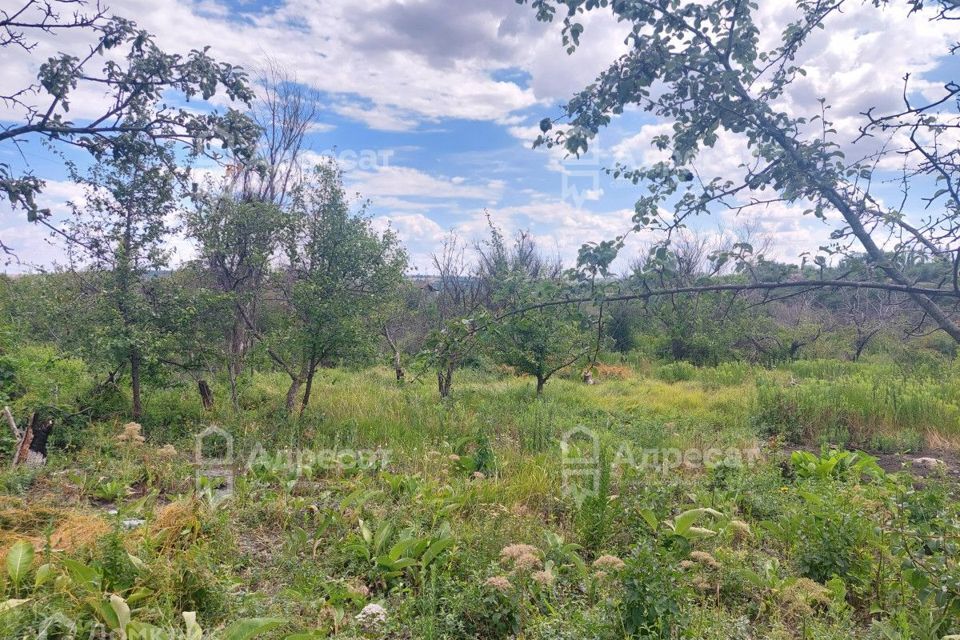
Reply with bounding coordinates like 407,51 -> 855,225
754,368 -> 960,450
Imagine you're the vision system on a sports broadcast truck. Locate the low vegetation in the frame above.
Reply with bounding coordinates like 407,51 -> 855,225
0,357 -> 958,639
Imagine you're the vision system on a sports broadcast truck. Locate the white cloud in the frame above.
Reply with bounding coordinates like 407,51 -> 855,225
3,0 -> 957,274
349,165 -> 504,202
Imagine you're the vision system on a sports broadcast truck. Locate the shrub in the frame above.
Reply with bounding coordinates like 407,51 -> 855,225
655,362 -> 697,383
621,544 -> 687,638
459,579 -> 521,639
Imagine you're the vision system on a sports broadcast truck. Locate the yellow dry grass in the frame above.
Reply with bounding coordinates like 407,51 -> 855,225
146,498 -> 203,551
0,498 -> 110,555
593,363 -> 634,380
925,430 -> 960,454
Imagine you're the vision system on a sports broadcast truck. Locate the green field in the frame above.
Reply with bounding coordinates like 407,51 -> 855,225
1,360 -> 958,639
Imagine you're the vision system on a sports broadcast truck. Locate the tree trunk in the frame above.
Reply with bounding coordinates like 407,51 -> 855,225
437,365 -> 453,399
285,376 -> 302,414
536,375 -> 546,396
198,379 -> 214,411
393,350 -> 405,383
228,314 -> 244,411
130,350 -> 143,420
228,361 -> 240,412
13,412 -> 53,467
299,362 -> 318,418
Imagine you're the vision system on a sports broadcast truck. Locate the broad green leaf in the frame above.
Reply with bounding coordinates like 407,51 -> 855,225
359,519 -> 372,545
421,538 -> 454,568
223,617 -> 285,640
387,537 -> 416,561
5,541 -> 34,586
62,558 -> 101,591
638,508 -> 659,533
110,594 -> 131,638
90,597 -> 120,631
34,563 -> 53,588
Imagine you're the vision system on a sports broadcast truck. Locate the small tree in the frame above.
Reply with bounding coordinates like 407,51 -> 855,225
379,281 -> 432,383
64,132 -> 181,419
481,228 -> 592,396
491,281 -> 593,395
273,160 -> 406,415
186,194 -> 283,410
424,233 -> 484,399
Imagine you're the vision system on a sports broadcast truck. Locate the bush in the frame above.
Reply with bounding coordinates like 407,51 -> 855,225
655,362 -> 697,383
458,580 -> 521,639
621,544 -> 687,638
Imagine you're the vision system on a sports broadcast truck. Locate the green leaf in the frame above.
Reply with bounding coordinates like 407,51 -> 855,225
421,538 -> 454,568
638,508 -> 659,533
110,594 -> 131,638
387,537 -> 416,561
34,563 -> 53,588
62,558 -> 101,591
5,541 -> 34,586
223,618 -> 285,640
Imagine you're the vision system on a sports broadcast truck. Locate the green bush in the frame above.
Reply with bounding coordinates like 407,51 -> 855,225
655,361 -> 697,383
621,544 -> 687,638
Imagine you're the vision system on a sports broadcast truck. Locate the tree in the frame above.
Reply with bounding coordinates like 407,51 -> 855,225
628,230 -> 760,365
379,281 -> 432,383
425,233 -> 484,399
241,60 -> 320,208
64,131 -> 181,419
522,0 -> 960,341
186,195 -> 283,410
491,281 -> 593,395
1,0 -> 258,251
839,287 -> 897,361
186,61 -> 317,410
480,226 -> 593,396
271,160 -> 406,415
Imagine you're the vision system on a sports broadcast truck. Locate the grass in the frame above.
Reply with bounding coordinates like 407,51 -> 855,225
0,359 -> 958,638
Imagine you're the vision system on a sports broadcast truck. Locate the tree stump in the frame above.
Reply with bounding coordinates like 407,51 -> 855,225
198,380 -> 214,411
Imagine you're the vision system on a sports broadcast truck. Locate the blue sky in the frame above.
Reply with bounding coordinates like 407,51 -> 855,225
2,0 -> 957,273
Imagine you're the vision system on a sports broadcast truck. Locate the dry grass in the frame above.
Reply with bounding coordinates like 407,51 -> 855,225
593,363 -> 635,380
147,498 -> 203,551
0,497 -> 109,555
924,431 -> 960,455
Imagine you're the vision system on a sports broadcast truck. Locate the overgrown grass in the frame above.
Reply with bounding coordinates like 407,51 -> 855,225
0,358 -> 957,638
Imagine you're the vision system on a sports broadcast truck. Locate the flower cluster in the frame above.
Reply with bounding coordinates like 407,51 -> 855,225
117,422 -> 145,445
592,554 -> 625,571
500,544 -> 542,572
355,602 -> 387,629
484,575 -> 512,593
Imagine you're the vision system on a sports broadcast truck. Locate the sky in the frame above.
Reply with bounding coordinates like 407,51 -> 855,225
1,0 -> 957,274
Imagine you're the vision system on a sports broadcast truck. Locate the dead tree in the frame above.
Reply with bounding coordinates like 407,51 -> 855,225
5,406 -> 52,467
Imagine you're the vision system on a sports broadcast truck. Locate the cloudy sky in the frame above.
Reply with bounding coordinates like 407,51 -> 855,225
1,0 -> 957,273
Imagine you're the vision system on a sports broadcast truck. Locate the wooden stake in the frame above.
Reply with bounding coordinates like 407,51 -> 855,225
3,406 -> 20,440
